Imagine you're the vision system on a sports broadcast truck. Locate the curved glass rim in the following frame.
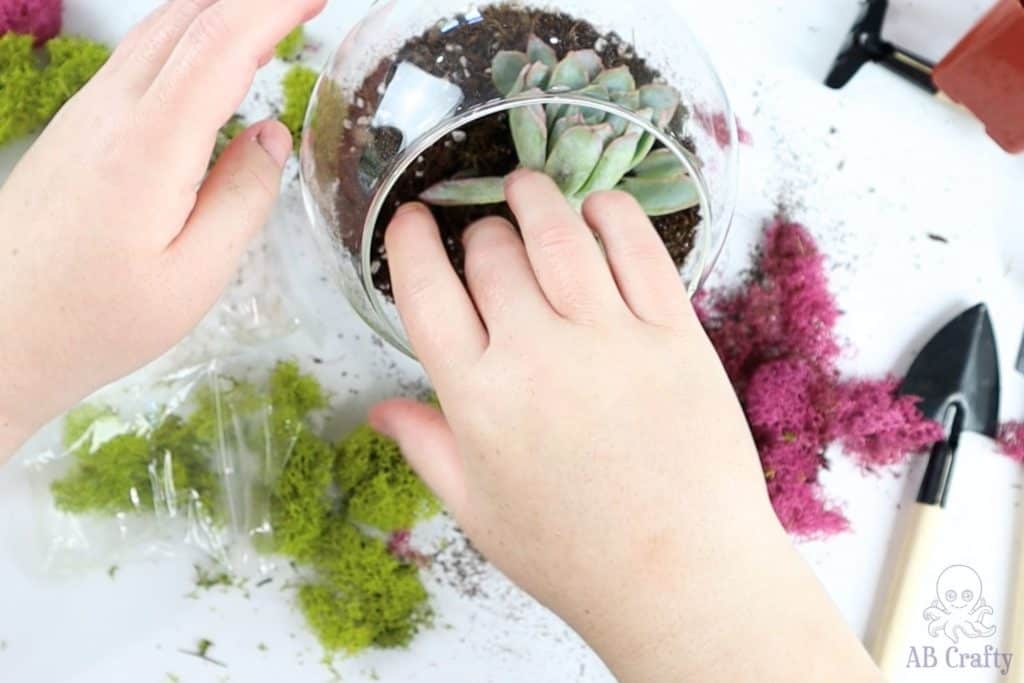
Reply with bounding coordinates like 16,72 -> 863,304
360,93 -> 715,357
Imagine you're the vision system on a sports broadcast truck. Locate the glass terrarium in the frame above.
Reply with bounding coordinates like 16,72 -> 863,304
300,0 -> 739,357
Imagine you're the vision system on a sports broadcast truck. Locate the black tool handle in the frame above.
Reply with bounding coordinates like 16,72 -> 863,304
916,439 -> 956,507
878,46 -> 938,94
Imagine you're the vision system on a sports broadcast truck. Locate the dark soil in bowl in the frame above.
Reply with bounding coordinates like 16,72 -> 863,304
332,4 -> 701,299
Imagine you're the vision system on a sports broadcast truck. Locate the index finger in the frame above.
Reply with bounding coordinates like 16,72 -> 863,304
142,0 -> 325,142
385,203 -> 488,382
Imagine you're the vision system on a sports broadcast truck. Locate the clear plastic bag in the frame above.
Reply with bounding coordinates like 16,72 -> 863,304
24,356 -> 321,577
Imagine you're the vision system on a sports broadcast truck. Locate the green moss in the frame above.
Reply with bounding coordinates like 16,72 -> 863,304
194,563 -> 233,590
270,360 -> 327,430
268,429 -> 336,560
336,425 -> 440,532
61,404 -> 116,454
275,26 -> 305,61
297,517 -> 430,654
0,33 -> 109,147
186,376 -> 262,445
211,114 -> 247,165
51,432 -> 153,514
38,37 -> 109,115
280,65 -> 318,149
308,77 -> 347,188
51,412 -> 219,518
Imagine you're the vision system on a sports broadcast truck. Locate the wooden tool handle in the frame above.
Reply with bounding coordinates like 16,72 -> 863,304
1007,498 -> 1024,683
869,503 -> 943,676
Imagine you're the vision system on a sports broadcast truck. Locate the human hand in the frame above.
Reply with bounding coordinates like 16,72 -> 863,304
0,0 -> 325,459
372,172 -> 881,681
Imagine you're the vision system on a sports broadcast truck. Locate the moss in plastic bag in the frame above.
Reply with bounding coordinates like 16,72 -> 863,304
336,425 -> 440,532
51,413 -> 220,518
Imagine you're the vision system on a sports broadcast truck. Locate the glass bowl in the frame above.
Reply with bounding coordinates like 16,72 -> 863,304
300,0 -> 738,357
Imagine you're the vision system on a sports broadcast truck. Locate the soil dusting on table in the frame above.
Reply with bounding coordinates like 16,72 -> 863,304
332,4 -> 700,299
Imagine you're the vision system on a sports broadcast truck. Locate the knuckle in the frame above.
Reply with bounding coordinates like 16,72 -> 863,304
533,221 -> 581,258
590,189 -> 640,215
400,268 -> 442,306
184,5 -> 228,53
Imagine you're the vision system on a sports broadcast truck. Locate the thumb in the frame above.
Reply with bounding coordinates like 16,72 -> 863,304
369,398 -> 467,519
164,119 -> 291,296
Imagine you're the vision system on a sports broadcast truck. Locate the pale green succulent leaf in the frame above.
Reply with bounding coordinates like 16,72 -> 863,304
617,176 -> 700,216
493,51 -> 530,96
510,99 -> 548,171
524,62 -> 551,90
632,148 -> 688,180
611,89 -> 640,111
527,34 -> 558,67
639,84 -> 681,128
631,133 -> 657,169
546,104 -> 563,128
550,112 -> 586,152
420,177 -> 506,206
608,115 -> 629,136
593,66 -> 636,93
579,131 -> 642,195
545,124 -> 611,196
576,84 -> 611,123
548,50 -> 601,90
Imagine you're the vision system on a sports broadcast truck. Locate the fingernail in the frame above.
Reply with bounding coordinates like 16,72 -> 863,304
393,202 -> 428,218
367,405 -> 392,436
257,125 -> 292,168
505,168 -> 533,187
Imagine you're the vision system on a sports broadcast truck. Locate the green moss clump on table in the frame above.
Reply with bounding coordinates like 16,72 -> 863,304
337,425 -> 441,532
280,65 -> 318,149
297,517 -> 430,653
0,33 -> 109,147
275,26 -> 305,61
258,365 -> 437,654
264,360 -> 332,559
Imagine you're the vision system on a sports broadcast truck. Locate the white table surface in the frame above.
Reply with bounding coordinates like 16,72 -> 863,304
1,1 -> 1023,681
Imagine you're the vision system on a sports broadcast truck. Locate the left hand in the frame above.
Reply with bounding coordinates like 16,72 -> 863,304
0,0 -> 325,460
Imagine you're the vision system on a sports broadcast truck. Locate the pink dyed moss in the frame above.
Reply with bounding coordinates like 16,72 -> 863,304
998,423 -> 1024,463
692,107 -> 754,148
1,0 -> 62,43
830,379 -> 944,469
698,219 -> 941,538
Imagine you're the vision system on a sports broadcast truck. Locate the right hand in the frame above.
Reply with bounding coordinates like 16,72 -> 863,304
371,171 -> 881,682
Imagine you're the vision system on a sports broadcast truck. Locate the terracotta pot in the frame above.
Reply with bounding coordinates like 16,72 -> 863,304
934,0 -> 1024,153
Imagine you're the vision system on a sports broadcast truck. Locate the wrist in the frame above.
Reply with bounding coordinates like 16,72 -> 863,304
567,515 -> 880,683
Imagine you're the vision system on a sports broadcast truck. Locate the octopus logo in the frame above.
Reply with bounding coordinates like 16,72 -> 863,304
923,565 -> 997,644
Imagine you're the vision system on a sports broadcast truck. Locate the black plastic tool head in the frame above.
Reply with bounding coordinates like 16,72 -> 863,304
901,303 -> 1001,438
826,0 -> 891,89
1017,329 -> 1024,374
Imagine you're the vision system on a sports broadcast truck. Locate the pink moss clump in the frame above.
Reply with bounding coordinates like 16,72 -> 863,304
692,107 -> 754,148
998,423 -> 1024,463
697,219 -> 942,538
1,0 -> 62,43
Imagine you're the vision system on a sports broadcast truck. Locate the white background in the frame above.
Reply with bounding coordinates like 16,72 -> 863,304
1,1 -> 1023,681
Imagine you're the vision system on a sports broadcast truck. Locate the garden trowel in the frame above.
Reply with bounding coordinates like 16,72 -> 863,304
1007,330 -> 1024,683
868,303 -> 1001,676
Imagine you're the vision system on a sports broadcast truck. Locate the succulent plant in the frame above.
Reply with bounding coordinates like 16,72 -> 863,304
419,35 -> 699,216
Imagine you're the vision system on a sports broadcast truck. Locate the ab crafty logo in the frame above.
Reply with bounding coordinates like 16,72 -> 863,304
906,564 -> 1013,676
